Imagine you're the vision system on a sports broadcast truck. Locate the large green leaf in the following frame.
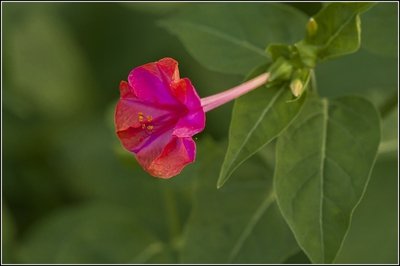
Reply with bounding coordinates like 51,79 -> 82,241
218,66 -> 307,188
17,203 -> 170,264
158,3 -> 307,75
303,2 -> 375,61
181,140 -> 300,263
274,96 -> 381,263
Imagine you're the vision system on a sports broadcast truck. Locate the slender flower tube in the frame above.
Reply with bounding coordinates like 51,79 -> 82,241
115,58 -> 269,178
200,73 -> 269,112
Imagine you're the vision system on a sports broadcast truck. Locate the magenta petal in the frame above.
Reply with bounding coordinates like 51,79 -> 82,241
128,58 -> 182,106
173,110 -> 205,137
170,78 -> 205,137
115,98 -> 179,153
144,136 -> 196,178
115,99 -> 175,132
117,126 -> 153,153
157,57 -> 180,82
170,78 -> 202,109
134,128 -> 174,169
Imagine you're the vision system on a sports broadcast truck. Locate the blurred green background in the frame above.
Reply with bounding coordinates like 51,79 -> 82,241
2,2 -> 398,264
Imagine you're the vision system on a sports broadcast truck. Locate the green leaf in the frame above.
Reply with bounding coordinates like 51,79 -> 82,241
362,2 -> 398,58
158,3 -> 307,75
181,140 -> 300,263
303,2 -> 375,61
218,66 -> 307,188
274,96 -> 381,263
17,203 -> 168,264
334,156 -> 398,263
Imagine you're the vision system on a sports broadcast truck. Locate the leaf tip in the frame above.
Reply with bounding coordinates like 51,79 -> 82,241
216,176 -> 226,189
217,169 -> 230,189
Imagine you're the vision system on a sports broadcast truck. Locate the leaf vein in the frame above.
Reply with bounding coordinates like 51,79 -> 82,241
287,111 -> 323,136
319,98 -> 329,262
328,117 -> 368,157
228,192 -> 275,262
175,21 -> 268,58
329,101 -> 371,126
222,87 -> 285,180
325,156 -> 357,198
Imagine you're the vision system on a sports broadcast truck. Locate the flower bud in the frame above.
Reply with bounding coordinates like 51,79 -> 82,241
290,79 -> 304,97
307,17 -> 318,37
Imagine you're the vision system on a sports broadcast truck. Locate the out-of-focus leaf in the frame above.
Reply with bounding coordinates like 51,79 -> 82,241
334,157 -> 398,263
122,2 -> 181,15
181,140 -> 299,263
159,3 -> 307,75
362,89 -> 398,156
17,203 -> 167,264
379,106 -> 398,156
274,96 -> 380,263
4,5 -> 94,118
2,205 -> 16,263
283,250 -> 312,264
314,4 -> 397,98
287,2 -> 322,16
52,117 -> 194,244
316,49 -> 398,98
303,3 -> 375,61
218,65 -> 306,188
362,2 -> 398,58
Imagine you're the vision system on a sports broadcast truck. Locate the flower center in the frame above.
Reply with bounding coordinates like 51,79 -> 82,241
138,112 -> 154,133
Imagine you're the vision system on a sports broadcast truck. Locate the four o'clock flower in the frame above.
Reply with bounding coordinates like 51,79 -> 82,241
115,58 -> 269,178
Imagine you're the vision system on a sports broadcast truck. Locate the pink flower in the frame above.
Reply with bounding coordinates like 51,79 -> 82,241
115,58 -> 269,178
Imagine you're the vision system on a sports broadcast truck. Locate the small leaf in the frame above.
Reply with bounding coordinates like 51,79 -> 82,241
302,2 -> 376,61
158,3 -> 307,75
274,96 -> 381,263
218,66 -> 307,188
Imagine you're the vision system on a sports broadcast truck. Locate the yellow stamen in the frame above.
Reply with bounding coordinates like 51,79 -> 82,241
147,115 -> 153,122
146,125 -> 154,131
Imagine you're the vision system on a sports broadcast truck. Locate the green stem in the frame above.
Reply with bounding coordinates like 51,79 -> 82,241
309,70 -> 318,95
162,186 -> 181,242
